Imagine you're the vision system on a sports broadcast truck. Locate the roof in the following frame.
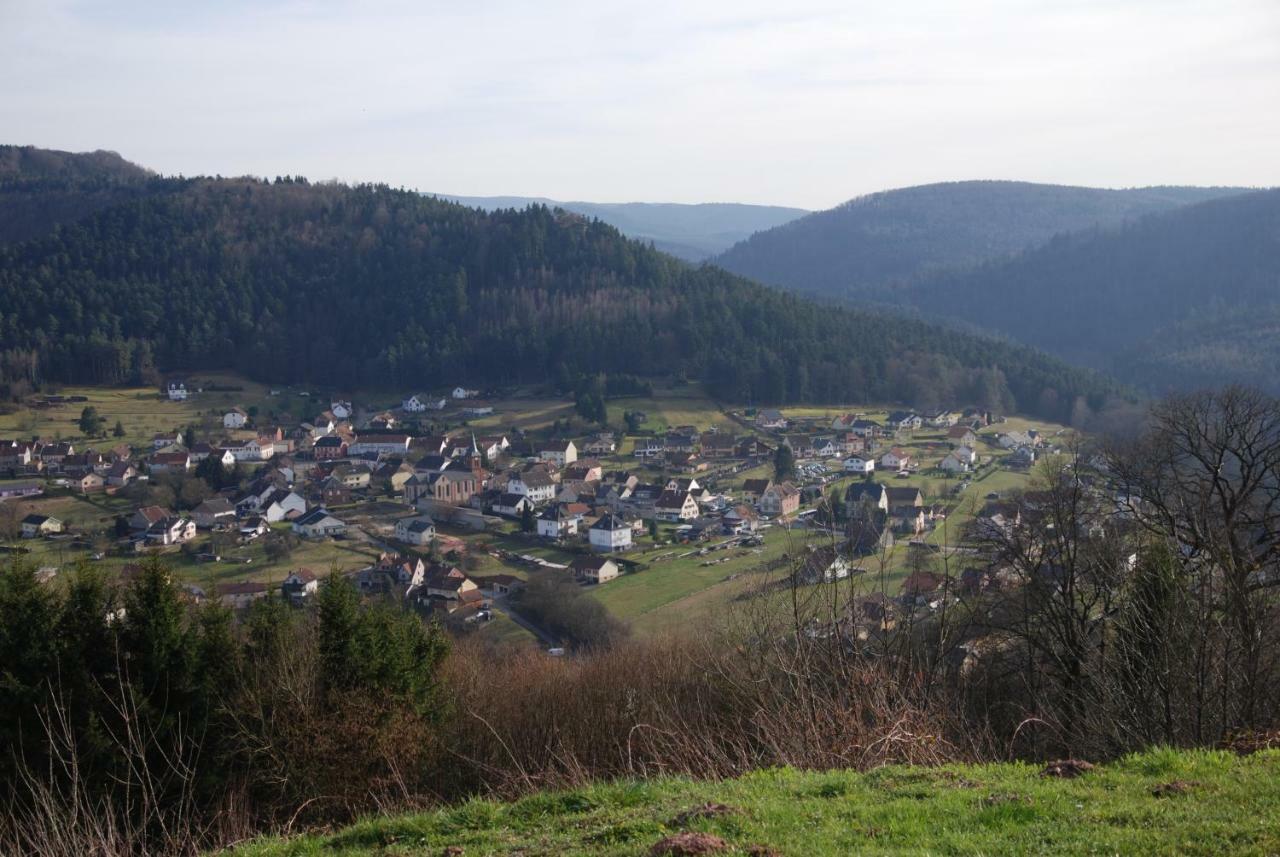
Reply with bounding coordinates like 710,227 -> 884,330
286,568 -> 318,583
22,513 -> 53,525
296,507 -> 341,526
570,556 -> 614,572
592,512 -> 629,531
742,478 -> 773,494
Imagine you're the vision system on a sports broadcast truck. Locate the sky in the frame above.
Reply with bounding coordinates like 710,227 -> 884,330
2,0 -> 1278,209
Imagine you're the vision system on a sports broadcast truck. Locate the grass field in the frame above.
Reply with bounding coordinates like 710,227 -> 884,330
236,747 -> 1280,856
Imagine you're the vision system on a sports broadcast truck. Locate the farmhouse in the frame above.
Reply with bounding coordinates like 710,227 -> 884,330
192,497 -> 236,529
146,517 -> 196,545
216,580 -> 269,609
349,434 -> 411,456
571,556 -> 620,584
223,408 -> 249,429
0,481 -> 42,501
754,408 -> 787,430
292,507 -> 347,538
879,447 -> 913,471
21,514 -> 64,538
654,490 -> 700,522
281,568 -> 319,605
150,451 -> 192,474
166,380 -> 188,401
394,514 -> 437,545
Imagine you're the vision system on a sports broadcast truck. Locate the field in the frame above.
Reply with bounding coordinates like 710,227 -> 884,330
236,748 -> 1280,856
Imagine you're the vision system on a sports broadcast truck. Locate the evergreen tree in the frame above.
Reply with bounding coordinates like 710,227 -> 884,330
774,443 -> 796,481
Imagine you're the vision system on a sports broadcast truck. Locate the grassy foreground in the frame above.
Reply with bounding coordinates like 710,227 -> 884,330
233,748 -> 1279,856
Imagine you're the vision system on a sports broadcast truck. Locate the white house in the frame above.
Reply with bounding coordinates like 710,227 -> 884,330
879,448 -> 913,471
292,508 -> 347,538
590,512 -> 633,552
843,456 -> 875,474
281,569 -> 319,605
492,493 -> 533,518
571,556 -> 620,583
166,381 -> 188,401
452,386 -> 478,399
507,473 -> 557,505
536,504 -> 579,538
654,490 -> 700,522
21,514 -> 64,538
403,394 -> 447,413
223,408 -> 249,429
330,401 -> 353,420
225,438 -> 274,462
394,514 -> 436,546
349,435 -> 411,456
261,490 -> 307,523
537,440 -> 578,467
939,446 -> 978,474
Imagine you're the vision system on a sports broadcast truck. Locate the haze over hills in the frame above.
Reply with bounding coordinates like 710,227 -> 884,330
900,188 -> 1280,392
433,194 -> 807,261
0,146 -> 1118,423
713,180 -> 1251,298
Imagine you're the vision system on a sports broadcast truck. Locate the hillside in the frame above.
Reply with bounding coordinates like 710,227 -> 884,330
713,180 -> 1248,298
436,194 -> 807,261
237,749 -> 1280,856
0,144 -> 157,245
0,162 -> 1119,422
902,188 -> 1280,390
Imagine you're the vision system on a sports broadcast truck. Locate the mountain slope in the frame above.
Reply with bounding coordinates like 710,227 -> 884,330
0,166 -> 1117,421
713,181 -> 1249,298
902,189 -> 1280,390
0,144 -> 157,245
435,194 -> 806,261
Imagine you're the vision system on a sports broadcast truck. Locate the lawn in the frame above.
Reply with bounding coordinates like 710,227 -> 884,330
235,747 -> 1280,856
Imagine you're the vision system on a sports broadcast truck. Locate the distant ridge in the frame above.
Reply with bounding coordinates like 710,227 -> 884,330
713,180 -> 1251,297
433,194 -> 807,261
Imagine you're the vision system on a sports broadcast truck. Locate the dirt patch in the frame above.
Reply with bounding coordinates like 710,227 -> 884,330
746,847 -> 781,857
1040,759 -> 1096,778
670,802 -> 739,827
649,832 -> 730,855
1152,780 -> 1198,797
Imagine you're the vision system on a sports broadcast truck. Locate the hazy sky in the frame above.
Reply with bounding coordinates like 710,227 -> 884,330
3,0 -> 1278,208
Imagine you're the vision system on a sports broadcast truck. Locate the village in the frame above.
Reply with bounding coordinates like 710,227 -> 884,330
0,375 -> 1062,646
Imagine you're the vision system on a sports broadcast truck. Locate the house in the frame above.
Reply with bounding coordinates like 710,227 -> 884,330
926,410 -> 959,428
72,470 -> 105,493
292,508 -> 347,538
663,431 -> 698,454
330,401 -> 353,420
582,433 -> 616,455
348,434 -> 411,457
146,517 -> 196,545
536,440 -> 578,467
848,419 -> 880,438
843,456 -> 875,474
165,380 -> 188,401
402,393 -> 446,412
193,497 -> 237,529
21,514 -> 64,538
940,446 -> 977,474
223,438 -> 274,462
998,431 -> 1036,450
459,404 -> 494,418
281,568 -> 319,605
507,471 -> 557,505
239,516 -> 269,539
331,464 -> 371,490
313,435 -> 348,460
571,556 -> 620,584
563,460 -> 603,483
260,489 -> 307,523
216,580 -> 269,609
492,492 -> 533,518
471,573 -> 524,597
654,490 -> 700,522
736,437 -> 771,458
633,438 -> 665,459
886,486 -> 926,535
741,478 -> 774,504
129,505 -> 172,532
405,468 -> 479,506
886,411 -> 923,431
394,514 -> 437,545
452,387 -> 477,400
153,432 -> 183,451
723,504 -> 760,534
759,482 -> 801,518
700,433 -> 737,458
590,512 -> 633,552
845,482 -> 889,517
754,408 -> 788,430
223,408 -> 249,429
947,426 -> 978,448
811,436 -> 842,458
797,546 -> 857,584
537,504 -> 580,538
1007,446 -> 1037,468
369,412 -> 398,430
847,517 -> 895,555
879,448 -> 913,471
0,481 -> 42,501
150,451 -> 192,474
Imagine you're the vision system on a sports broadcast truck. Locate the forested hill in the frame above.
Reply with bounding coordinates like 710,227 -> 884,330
0,170 -> 1119,421
713,180 -> 1248,299
901,188 -> 1280,392
0,145 -> 158,245
435,195 -> 807,261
